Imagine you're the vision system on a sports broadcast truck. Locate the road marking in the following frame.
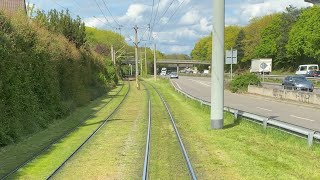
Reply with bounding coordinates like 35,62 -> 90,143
290,115 -> 315,122
256,107 -> 272,112
175,82 -> 182,90
188,79 -> 210,87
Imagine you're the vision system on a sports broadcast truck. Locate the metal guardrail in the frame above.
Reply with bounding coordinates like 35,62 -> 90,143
169,80 -> 320,147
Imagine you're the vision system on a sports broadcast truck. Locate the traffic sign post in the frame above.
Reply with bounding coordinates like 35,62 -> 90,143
260,62 -> 267,82
226,48 -> 237,80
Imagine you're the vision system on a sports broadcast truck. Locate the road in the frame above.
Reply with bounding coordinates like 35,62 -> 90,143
171,76 -> 320,131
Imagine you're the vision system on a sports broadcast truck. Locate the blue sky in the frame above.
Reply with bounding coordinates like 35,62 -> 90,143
26,0 -> 311,55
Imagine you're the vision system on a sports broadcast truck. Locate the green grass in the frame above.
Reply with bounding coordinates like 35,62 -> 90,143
54,81 -> 148,179
6,83 -> 128,179
146,78 -> 320,179
0,84 -> 124,178
146,83 -> 190,179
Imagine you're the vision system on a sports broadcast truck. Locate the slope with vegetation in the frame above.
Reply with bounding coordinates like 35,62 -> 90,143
0,10 -> 117,147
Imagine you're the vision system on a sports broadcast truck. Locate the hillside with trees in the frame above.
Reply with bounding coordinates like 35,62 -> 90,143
191,6 -> 320,72
0,10 -> 118,147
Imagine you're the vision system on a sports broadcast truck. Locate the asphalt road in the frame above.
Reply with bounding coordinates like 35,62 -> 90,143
171,76 -> 320,131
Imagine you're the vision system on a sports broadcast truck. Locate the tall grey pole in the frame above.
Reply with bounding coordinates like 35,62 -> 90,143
154,43 -> 157,81
211,0 -> 225,129
140,47 -> 143,76
134,25 -> 140,89
111,46 -> 114,65
145,43 -> 147,76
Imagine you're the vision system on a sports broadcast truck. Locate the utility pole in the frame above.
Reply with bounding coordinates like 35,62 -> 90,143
211,0 -> 225,129
140,47 -> 143,76
134,25 -> 140,89
111,46 -> 114,65
145,43 -> 147,76
154,43 -> 157,81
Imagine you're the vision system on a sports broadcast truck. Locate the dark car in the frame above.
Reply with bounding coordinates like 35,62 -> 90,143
282,76 -> 314,92
306,70 -> 320,77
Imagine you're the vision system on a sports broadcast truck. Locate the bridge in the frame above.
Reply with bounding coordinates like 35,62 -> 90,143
122,59 -> 211,65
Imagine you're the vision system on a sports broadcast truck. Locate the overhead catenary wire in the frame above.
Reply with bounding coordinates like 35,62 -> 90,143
157,0 -> 186,33
153,0 -> 176,30
148,0 -> 161,42
94,0 -> 116,29
101,0 -> 121,27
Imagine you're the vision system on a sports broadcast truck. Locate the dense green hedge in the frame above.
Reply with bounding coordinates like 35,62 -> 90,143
0,13 -> 117,146
230,73 -> 261,93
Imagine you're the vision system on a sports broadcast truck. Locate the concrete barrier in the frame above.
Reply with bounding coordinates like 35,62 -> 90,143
248,85 -> 320,105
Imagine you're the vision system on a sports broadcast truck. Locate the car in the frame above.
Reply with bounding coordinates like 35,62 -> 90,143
306,70 -> 320,77
282,76 -> 314,92
295,64 -> 319,75
169,72 -> 179,79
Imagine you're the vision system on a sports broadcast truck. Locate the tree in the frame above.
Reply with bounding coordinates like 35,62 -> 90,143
255,6 -> 303,70
287,6 -> 320,68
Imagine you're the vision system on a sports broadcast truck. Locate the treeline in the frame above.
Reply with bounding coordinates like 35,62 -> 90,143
191,6 -> 320,72
0,10 -> 117,146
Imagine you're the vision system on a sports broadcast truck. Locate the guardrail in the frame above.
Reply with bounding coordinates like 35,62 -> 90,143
169,80 -> 320,147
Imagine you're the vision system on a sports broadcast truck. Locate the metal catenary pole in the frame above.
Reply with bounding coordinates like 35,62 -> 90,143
134,25 -> 140,89
111,46 -> 114,65
140,47 -> 143,76
145,43 -> 147,76
211,0 -> 225,129
154,43 -> 157,81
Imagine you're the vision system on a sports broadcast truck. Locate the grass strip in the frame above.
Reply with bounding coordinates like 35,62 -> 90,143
146,83 -> 190,179
10,83 -> 129,179
0,84 -> 124,178
147,78 -> 320,179
54,81 -> 148,179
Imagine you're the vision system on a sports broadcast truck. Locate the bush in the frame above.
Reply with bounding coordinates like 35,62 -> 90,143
230,73 -> 261,93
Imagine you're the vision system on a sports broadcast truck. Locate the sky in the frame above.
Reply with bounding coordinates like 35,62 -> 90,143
26,0 -> 312,55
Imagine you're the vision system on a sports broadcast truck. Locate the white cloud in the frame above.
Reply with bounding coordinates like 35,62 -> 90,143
238,0 -> 311,22
179,10 -> 201,25
199,18 -> 212,32
83,17 -> 106,28
118,4 -> 149,23
169,45 -> 192,53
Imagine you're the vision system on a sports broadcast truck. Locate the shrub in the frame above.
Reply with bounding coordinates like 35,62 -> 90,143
230,73 -> 261,93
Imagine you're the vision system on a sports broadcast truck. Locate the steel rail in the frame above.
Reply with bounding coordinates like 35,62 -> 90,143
46,82 -> 131,179
142,83 -> 151,180
0,83 -> 125,180
149,84 -> 197,180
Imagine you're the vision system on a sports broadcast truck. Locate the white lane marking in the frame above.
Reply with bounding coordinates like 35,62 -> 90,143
256,107 -> 272,112
175,82 -> 182,90
290,115 -> 315,122
188,79 -> 210,87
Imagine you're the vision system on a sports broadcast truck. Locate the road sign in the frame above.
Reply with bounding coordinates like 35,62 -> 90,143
225,49 -> 237,64
260,62 -> 268,70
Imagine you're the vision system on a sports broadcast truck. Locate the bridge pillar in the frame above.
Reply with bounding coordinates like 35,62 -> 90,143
177,64 -> 179,74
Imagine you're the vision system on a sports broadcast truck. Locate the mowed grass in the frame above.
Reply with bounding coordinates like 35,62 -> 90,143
146,83 -> 190,179
54,81 -> 148,179
146,78 -> 320,179
10,83 -> 129,179
0,84 -> 124,178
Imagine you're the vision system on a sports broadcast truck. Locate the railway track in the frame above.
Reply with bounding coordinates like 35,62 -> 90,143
142,82 -> 197,180
0,82 -> 127,180
46,82 -> 131,179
